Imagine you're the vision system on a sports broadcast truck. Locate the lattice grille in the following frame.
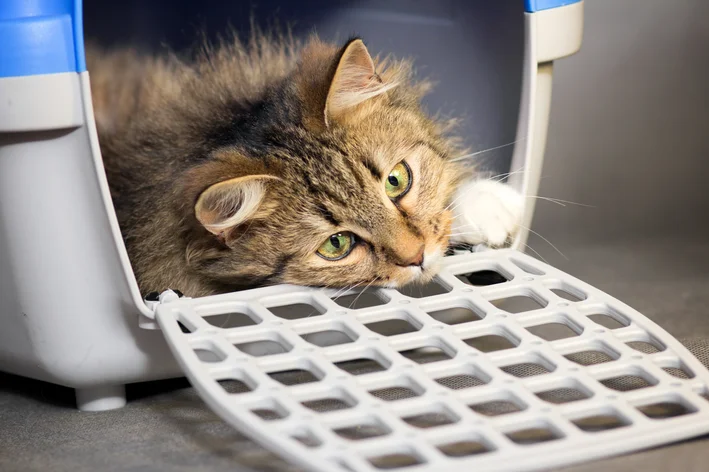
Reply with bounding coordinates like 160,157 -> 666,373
156,249 -> 709,472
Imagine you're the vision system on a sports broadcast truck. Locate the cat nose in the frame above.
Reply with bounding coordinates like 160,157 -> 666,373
400,245 -> 425,268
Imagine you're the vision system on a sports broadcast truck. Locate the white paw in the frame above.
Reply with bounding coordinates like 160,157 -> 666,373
449,179 -> 524,247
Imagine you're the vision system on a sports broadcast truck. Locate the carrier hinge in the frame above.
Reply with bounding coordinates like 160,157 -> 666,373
139,289 -> 188,329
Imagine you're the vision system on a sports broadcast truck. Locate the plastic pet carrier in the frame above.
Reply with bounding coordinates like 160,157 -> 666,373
4,1 -> 709,471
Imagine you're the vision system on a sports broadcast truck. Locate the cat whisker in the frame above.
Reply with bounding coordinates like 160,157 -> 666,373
331,282 -> 357,298
487,167 -> 526,184
348,277 -> 380,309
444,177 -> 493,212
443,226 -> 484,237
446,232 -> 482,238
444,168 -> 526,214
329,285 -> 353,302
331,280 -> 365,302
449,137 -> 526,163
446,196 -> 471,214
445,223 -> 562,261
447,222 -> 482,230
533,196 -> 566,207
443,183 -> 477,211
521,242 -> 549,264
310,282 -> 365,317
526,195 -> 595,208
517,223 -> 568,260
443,171 -> 519,212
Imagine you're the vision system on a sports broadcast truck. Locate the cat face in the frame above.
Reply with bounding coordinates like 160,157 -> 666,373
186,38 -> 462,290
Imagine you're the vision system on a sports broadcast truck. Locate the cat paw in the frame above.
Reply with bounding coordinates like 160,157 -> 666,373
449,179 -> 524,248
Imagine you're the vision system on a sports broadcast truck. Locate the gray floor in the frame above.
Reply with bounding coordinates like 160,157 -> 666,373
2,237 -> 709,472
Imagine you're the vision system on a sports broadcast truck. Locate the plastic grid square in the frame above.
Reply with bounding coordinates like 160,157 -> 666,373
156,249 -> 709,472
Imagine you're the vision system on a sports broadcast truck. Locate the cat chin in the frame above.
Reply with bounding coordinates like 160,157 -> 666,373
383,267 -> 428,289
423,247 -> 444,272
384,280 -> 402,289
385,246 -> 445,289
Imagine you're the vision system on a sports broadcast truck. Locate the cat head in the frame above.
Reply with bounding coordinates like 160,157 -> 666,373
183,37 -> 464,290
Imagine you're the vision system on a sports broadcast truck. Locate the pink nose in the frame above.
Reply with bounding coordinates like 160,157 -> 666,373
401,246 -> 425,267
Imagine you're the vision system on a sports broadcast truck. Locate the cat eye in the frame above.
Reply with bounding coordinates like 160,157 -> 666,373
317,232 -> 355,261
385,161 -> 412,200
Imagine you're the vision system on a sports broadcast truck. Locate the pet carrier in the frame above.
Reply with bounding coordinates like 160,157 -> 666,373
5,1 -> 709,471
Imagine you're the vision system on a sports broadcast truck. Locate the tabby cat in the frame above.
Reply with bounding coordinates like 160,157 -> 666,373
88,34 -> 523,297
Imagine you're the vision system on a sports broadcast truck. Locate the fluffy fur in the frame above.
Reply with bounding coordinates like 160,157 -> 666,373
88,32 -> 522,297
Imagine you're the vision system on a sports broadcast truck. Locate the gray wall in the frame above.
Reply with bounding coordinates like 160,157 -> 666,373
533,0 -> 709,244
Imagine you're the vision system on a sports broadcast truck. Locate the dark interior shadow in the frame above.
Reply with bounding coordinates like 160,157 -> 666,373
126,377 -> 193,402
0,371 -> 198,408
0,372 -> 76,409
83,0 -> 524,174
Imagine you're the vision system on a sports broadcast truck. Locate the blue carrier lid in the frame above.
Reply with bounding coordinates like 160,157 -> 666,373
525,0 -> 582,13
0,0 -> 85,78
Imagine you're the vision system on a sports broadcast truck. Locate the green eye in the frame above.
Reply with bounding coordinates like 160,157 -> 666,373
317,232 -> 355,260
385,161 -> 412,199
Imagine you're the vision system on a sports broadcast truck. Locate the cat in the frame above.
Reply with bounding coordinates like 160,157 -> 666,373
87,33 -> 524,298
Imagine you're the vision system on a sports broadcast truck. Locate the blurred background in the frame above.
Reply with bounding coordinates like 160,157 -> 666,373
3,2 -> 709,471
535,0 -> 709,246
528,0 -> 709,346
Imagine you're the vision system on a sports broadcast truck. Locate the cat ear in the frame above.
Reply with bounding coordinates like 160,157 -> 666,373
195,175 -> 276,237
324,39 -> 396,125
